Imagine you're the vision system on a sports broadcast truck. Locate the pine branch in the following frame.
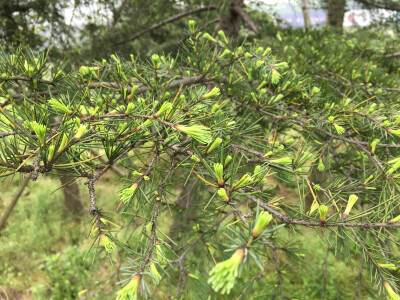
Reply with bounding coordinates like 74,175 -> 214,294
115,6 -> 218,46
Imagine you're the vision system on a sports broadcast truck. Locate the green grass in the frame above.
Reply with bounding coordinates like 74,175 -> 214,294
0,174 -> 122,299
0,175 -> 385,299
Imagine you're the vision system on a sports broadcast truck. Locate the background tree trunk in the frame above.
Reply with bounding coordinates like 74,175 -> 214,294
301,0 -> 312,29
219,0 -> 243,38
326,0 -> 346,28
0,174 -> 31,230
59,172 -> 82,216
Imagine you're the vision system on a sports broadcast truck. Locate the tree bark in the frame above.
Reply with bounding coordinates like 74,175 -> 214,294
219,0 -> 243,38
59,172 -> 83,216
0,174 -> 31,230
326,0 -> 346,28
301,0 -> 312,29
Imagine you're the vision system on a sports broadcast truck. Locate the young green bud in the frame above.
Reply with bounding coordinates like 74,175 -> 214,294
211,104 -> 220,113
309,202 -> 318,215
270,157 -> 292,165
363,174 -> 374,184
154,102 -> 172,117
370,138 -> 379,155
254,165 -> 261,175
202,33 -> 216,43
214,163 -> 224,186
282,81 -> 291,90
202,87 -> 220,100
100,234 -> 115,253
342,194 -> 358,220
388,128 -> 400,138
233,174 -> 252,190
262,47 -> 271,57
129,85 -> 139,98
271,68 -> 281,85
24,60 -> 34,77
150,262 -> 162,281
47,144 -> 55,162
207,137 -> 222,154
132,170 -> 143,176
389,215 -> 400,224
311,86 -> 320,95
48,99 -> 72,115
318,159 -> 325,172
118,123 -> 128,135
270,93 -> 283,103
218,30 -> 228,44
285,138 -> 294,144
218,188 -> 229,202
191,154 -> 201,163
388,159 -> 400,175
116,275 -> 141,300
30,121 -> 46,145
224,155 -> 232,166
79,66 -> 89,76
274,62 -> 288,68
119,183 -> 138,204
175,124 -> 212,144
247,68 -> 252,80
249,92 -> 257,103
74,117 -> 81,128
152,54 -> 161,69
256,60 -> 265,68
378,264 -> 397,270
111,54 -> 120,64
155,242 -> 165,265
264,151 -> 273,157
188,20 -> 196,34
383,281 -> 400,300
75,125 -> 87,139
252,211 -> 273,238
207,248 -> 245,294
137,119 -> 152,131
319,205 -> 328,223
125,102 -> 135,114
218,49 -> 231,59
58,133 -> 68,152
333,123 -> 345,135
255,47 -> 264,54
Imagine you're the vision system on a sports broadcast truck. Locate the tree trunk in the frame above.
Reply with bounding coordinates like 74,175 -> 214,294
59,173 -> 82,216
301,0 -> 312,29
219,0 -> 243,38
326,0 -> 346,28
51,116 -> 83,217
0,174 -> 31,230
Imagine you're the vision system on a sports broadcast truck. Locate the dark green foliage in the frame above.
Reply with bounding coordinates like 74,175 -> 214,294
0,3 -> 400,299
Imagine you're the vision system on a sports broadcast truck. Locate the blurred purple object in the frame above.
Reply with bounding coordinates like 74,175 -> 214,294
281,11 -> 326,27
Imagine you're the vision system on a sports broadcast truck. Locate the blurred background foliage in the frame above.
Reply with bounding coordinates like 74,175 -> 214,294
0,0 -> 399,299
